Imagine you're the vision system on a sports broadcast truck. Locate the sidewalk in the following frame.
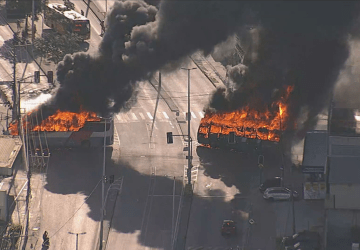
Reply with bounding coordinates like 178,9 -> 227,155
0,6 -> 57,250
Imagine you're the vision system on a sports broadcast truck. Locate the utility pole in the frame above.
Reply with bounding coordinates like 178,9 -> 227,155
31,0 -> 35,43
68,232 -> 86,250
12,38 -> 18,125
99,118 -> 107,250
172,176 -> 175,243
181,67 -> 196,186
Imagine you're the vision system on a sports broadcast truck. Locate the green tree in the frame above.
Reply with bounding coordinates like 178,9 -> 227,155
33,32 -> 83,64
63,0 -> 75,11
6,0 -> 45,17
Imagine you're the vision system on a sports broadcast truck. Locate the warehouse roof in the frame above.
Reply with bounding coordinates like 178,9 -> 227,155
0,136 -> 22,169
302,130 -> 327,167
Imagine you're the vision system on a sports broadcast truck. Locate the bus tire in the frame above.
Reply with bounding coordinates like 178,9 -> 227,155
81,140 -> 90,148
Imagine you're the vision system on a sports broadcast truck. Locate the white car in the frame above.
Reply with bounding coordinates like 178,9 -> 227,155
263,187 -> 299,201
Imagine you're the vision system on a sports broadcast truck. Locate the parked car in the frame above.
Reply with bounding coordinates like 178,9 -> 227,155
259,177 -> 282,192
282,230 -> 321,249
263,187 -> 299,201
285,240 -> 321,250
221,220 -> 236,236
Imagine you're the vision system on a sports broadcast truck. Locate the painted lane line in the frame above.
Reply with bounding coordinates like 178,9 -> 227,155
116,114 -> 125,123
163,112 -> 169,119
131,113 -> 138,120
139,112 -> 146,120
147,112 -> 153,120
123,113 -> 130,121
199,111 -> 204,118
191,112 -> 197,119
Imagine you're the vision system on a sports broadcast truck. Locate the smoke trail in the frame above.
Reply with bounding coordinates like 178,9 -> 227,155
40,0 -> 359,132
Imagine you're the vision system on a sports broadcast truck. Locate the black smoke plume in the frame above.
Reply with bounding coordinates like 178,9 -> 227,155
38,0 -> 359,135
209,1 -> 360,137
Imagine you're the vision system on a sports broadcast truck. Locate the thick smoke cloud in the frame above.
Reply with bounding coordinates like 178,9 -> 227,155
226,64 -> 248,90
209,1 -> 360,136
40,0 -> 359,134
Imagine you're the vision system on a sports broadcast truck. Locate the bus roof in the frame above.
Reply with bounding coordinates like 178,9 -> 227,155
47,3 -> 88,21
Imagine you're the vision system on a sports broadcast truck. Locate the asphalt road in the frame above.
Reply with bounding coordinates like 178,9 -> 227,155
25,2 -> 308,250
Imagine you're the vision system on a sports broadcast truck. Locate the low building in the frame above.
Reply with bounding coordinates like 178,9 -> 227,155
0,136 -> 22,176
328,156 -> 360,209
0,189 -> 7,221
302,130 -> 327,199
325,108 -> 360,249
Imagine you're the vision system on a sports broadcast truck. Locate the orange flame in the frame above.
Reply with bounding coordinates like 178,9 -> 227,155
9,109 -> 100,136
198,85 -> 294,142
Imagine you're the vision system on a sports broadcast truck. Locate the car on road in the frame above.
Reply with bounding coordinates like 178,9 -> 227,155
259,176 -> 282,192
221,220 -> 236,236
282,230 -> 321,249
263,187 -> 299,201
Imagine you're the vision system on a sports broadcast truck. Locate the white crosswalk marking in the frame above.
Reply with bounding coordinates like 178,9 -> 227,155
162,112 -> 169,119
199,111 -> 204,118
123,113 -> 130,121
116,114 -> 126,123
147,112 -> 153,120
130,113 -> 138,120
139,112 -> 145,120
191,112 -> 197,119
113,126 -> 120,145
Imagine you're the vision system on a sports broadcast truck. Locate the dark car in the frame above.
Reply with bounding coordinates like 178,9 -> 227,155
221,220 -> 236,236
259,177 -> 282,192
282,230 -> 321,249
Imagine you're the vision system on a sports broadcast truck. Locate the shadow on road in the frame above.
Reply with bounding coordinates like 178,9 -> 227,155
40,140 -> 284,249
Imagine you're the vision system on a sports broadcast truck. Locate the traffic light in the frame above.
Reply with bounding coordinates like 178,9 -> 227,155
109,175 -> 114,184
34,71 -> 40,83
228,132 -> 235,144
47,71 -> 53,83
167,132 -> 173,144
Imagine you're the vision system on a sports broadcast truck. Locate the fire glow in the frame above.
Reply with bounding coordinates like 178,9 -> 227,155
198,86 -> 294,142
9,109 -> 100,136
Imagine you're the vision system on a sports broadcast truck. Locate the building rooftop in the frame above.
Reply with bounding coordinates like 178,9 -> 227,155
329,156 -> 360,184
302,130 -> 327,167
330,108 -> 360,136
0,136 -> 22,169
329,136 -> 360,157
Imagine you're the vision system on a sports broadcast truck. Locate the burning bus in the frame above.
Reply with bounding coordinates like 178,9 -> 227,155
9,109 -> 114,148
197,86 -> 293,152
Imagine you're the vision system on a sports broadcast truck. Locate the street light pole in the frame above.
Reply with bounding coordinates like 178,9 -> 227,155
99,118 -> 107,250
68,232 -> 86,250
181,67 -> 196,185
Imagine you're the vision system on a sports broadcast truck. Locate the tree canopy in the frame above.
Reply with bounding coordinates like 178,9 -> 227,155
33,32 -> 83,64
6,0 -> 45,18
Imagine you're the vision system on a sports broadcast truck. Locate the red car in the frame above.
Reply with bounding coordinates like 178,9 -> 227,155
221,220 -> 236,236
